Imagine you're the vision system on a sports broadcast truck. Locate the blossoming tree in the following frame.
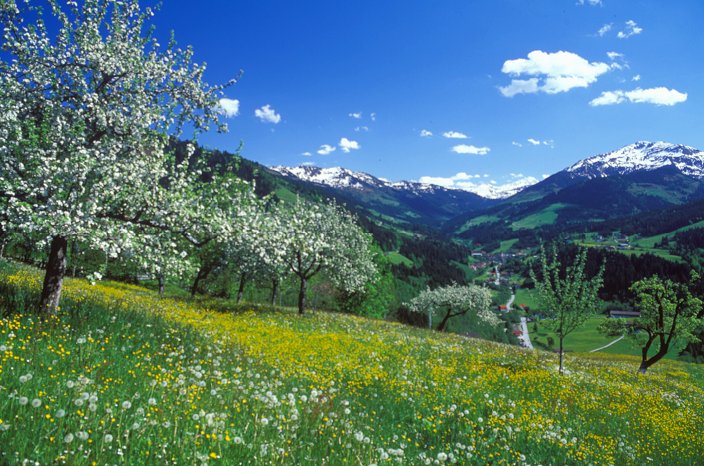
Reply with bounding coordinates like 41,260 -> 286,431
407,283 -> 498,332
0,0 -> 239,314
280,198 -> 377,315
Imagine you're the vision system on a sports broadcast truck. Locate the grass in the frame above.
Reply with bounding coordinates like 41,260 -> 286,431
385,251 -> 413,267
513,288 -> 542,312
492,238 -> 518,253
457,215 -> 500,234
530,317 -> 627,353
529,317 -> 681,360
632,219 -> 704,248
1,261 -> 704,465
511,203 -> 567,230
576,232 -> 683,263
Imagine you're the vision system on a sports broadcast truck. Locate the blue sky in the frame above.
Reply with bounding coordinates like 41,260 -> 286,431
154,0 -> 704,189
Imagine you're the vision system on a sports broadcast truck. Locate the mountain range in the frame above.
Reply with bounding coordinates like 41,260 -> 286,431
269,141 -> 704,243
269,165 -> 497,227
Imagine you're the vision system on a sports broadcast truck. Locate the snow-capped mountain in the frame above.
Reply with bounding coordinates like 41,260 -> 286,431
567,141 -> 704,179
269,165 -> 535,200
268,165 -> 499,227
462,177 -> 539,199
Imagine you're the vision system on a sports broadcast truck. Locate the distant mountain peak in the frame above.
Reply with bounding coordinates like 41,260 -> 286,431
567,141 -> 704,179
269,165 -> 536,199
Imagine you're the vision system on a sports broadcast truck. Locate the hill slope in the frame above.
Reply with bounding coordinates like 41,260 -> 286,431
1,262 -> 703,465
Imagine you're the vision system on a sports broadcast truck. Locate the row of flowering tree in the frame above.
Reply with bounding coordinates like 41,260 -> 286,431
0,0 -> 377,316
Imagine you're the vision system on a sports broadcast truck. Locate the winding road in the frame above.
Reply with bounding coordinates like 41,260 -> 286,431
518,317 -> 533,349
589,335 -> 625,352
506,291 -> 534,349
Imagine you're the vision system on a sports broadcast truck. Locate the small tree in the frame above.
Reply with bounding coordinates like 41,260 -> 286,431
601,274 -> 702,374
530,245 -> 604,374
280,198 -> 376,315
407,283 -> 499,332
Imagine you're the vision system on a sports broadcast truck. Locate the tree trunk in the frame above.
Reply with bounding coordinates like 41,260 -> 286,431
158,274 -> 165,298
271,278 -> 279,306
190,265 -> 210,297
298,276 -> 307,315
236,273 -> 246,304
70,241 -> 79,277
38,236 -> 68,317
558,336 -> 565,374
436,309 -> 452,332
638,346 -> 668,374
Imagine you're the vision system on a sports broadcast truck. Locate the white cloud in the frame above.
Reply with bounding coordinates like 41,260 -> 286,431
419,172 -> 483,188
499,78 -> 539,97
419,172 -> 539,197
217,98 -> 240,117
499,50 -> 611,96
301,161 -> 316,167
589,87 -> 688,106
606,51 -> 628,70
349,112 -> 362,119
339,137 -> 361,153
597,23 -> 612,36
442,131 -> 468,139
577,0 -> 602,6
625,87 -> 687,105
617,20 -> 643,39
254,104 -> 282,124
527,138 -> 554,147
452,144 -> 490,155
512,141 -> 523,147
370,112 -> 377,121
355,126 -> 369,132
420,129 -> 433,137
317,144 -> 336,155
589,90 -> 625,106
301,151 -> 312,156
632,74 -> 641,82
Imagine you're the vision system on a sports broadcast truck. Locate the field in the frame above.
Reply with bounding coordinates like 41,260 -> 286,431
510,203 -> 568,230
385,251 -> 414,267
530,317 -> 635,354
632,219 -> 704,249
513,288 -> 542,311
1,261 -> 704,465
457,215 -> 501,234
492,239 -> 519,253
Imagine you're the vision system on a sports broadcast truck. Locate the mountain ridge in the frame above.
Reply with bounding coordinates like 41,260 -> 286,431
271,141 -> 704,204
270,165 -> 536,200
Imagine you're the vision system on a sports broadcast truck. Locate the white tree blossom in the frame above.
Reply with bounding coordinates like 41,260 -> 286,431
0,0 -> 240,314
407,283 -> 499,332
279,198 -> 377,314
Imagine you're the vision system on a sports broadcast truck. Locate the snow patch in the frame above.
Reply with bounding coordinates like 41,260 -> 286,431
567,141 -> 704,178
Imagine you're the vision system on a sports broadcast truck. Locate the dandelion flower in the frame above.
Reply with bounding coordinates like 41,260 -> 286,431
31,399 -> 41,408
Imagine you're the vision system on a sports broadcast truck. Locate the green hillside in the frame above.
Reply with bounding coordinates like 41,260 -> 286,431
1,262 -> 703,465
